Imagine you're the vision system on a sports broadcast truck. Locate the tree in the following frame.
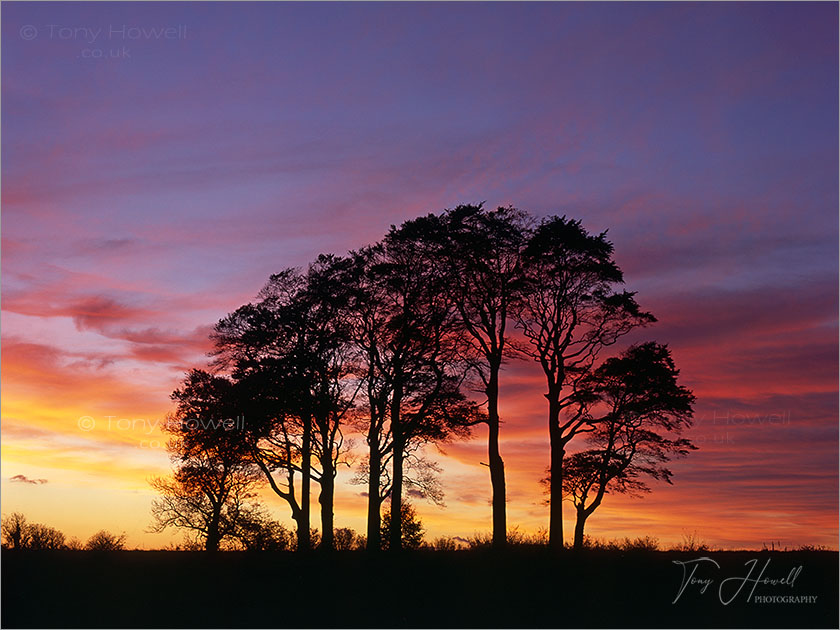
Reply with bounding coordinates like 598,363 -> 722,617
380,503 -> 425,550
561,343 -> 695,549
212,257 -> 357,551
346,234 -> 481,551
1,513 -> 30,549
516,216 -> 656,549
1,514 -> 66,550
400,204 -> 529,548
85,530 -> 126,551
233,508 -> 293,551
542,343 -> 695,549
333,527 -> 365,550
150,370 -> 264,551
26,523 -> 66,550
291,255 -> 358,550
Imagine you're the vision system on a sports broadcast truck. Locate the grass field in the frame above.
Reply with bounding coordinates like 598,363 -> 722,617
2,549 -> 837,628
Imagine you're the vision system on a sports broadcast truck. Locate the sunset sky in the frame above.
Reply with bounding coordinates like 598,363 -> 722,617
2,2 -> 837,549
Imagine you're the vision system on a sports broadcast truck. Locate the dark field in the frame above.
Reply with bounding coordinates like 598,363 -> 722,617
2,549 -> 837,628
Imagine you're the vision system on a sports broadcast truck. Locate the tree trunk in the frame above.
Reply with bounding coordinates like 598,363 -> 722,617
300,413 -> 312,551
366,441 -> 382,551
573,506 -> 587,551
548,401 -> 565,551
389,381 -> 404,552
319,454 -> 335,551
390,439 -> 404,552
206,505 -> 222,551
487,366 -> 506,548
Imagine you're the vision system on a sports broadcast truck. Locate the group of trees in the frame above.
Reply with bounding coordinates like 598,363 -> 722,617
0,512 -> 125,551
151,204 -> 696,552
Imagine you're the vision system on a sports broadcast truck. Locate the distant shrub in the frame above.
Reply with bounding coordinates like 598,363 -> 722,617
1,513 -> 30,549
165,536 -> 204,551
465,532 -> 493,549
2,513 -> 69,550
235,513 -> 292,551
466,527 -> 548,549
381,504 -> 425,550
309,528 -> 321,550
508,526 -> 549,546
579,535 -> 622,551
619,536 -> 660,552
671,531 -> 709,553
333,527 -> 365,551
796,544 -> 830,552
27,524 -> 66,550
287,528 -> 322,551
430,536 -> 465,551
86,530 -> 126,551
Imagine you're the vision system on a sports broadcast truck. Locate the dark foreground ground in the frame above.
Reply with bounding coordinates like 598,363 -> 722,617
2,549 -> 837,628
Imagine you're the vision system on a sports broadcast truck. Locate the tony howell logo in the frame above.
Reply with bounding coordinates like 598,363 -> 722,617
21,24 -> 188,42
696,410 -> 792,427
672,557 -> 815,606
76,415 -> 246,433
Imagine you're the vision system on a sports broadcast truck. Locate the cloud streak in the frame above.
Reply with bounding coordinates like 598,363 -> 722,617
10,475 -> 48,485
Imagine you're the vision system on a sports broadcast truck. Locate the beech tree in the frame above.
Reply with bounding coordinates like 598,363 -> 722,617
560,342 -> 695,549
150,370 -> 263,552
347,229 -> 481,551
211,256 -> 357,550
516,216 -> 655,549
398,204 -> 528,547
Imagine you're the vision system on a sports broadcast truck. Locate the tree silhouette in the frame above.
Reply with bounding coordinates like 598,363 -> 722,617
346,233 -> 481,551
144,204 -> 699,557
1,512 -> 29,549
233,509 -> 293,551
85,530 -> 126,551
26,524 -> 65,550
1,513 -> 67,550
395,204 -> 529,548
352,452 -> 445,511
516,216 -> 655,549
291,255 -> 358,550
212,258 -> 357,550
150,370 -> 263,551
212,275 -> 315,550
380,502 -> 425,550
333,527 -> 365,550
560,343 -> 695,549
540,343 -> 695,548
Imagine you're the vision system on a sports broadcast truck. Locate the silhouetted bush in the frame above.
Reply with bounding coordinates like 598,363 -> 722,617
430,536 -> 465,551
467,527 -> 548,549
333,527 -> 365,550
1,512 -> 29,549
670,531 -> 710,552
381,504 -> 424,550
2,513 -> 68,550
234,512 -> 292,551
619,536 -> 660,551
797,544 -> 830,552
85,530 -> 126,551
27,524 -> 66,550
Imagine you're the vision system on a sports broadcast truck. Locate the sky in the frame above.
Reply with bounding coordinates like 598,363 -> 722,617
1,2 -> 837,550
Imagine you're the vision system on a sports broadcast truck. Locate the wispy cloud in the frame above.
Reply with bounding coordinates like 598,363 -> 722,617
10,474 -> 48,485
